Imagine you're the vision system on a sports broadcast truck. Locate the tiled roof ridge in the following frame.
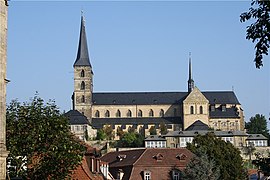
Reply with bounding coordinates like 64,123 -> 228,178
132,148 -> 147,166
93,90 -> 236,94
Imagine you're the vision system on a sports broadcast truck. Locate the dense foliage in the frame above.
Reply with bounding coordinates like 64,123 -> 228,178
6,96 -> 86,179
96,124 -> 115,140
116,132 -> 144,148
246,114 -> 269,139
240,0 -> 270,68
252,152 -> 270,176
183,149 -> 220,180
186,133 -> 246,180
159,122 -> 168,135
149,126 -> 157,135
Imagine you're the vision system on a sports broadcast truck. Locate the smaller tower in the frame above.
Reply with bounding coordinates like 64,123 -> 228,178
187,52 -> 194,92
73,14 -> 93,120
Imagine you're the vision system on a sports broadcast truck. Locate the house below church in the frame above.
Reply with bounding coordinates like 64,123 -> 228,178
100,148 -> 194,180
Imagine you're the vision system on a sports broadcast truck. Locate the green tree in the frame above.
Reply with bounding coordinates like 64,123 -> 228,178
6,96 -> 86,179
116,126 -> 125,138
187,133 -> 246,180
159,122 -> 168,135
149,126 -> 157,135
96,129 -> 106,140
252,152 -> 270,176
103,124 -> 115,140
128,126 -> 136,133
117,132 -> 144,148
183,149 -> 220,180
241,144 -> 256,161
246,114 -> 269,139
240,0 -> 270,68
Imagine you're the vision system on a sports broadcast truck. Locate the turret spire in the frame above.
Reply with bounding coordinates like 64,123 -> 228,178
73,14 -> 92,67
188,52 -> 194,92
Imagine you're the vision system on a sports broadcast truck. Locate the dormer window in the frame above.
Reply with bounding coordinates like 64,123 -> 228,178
210,105 -> 215,112
176,153 -> 187,161
222,105 -> 226,112
153,153 -> 163,161
117,154 -> 126,161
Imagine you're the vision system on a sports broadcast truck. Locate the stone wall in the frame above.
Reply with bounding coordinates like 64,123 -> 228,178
0,1 -> 8,179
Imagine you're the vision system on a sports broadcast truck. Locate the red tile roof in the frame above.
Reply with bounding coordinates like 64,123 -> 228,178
70,157 -> 104,180
101,148 -> 194,180
135,148 -> 193,168
101,149 -> 145,167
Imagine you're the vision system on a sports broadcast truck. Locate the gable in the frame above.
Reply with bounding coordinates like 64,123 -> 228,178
183,87 -> 209,104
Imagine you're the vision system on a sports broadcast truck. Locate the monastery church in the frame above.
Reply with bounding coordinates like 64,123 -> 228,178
67,15 -> 245,138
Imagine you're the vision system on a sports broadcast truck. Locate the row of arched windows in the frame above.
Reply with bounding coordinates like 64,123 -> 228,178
190,106 -> 203,114
94,109 -> 166,118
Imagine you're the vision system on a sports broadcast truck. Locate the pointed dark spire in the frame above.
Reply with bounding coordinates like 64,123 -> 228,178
188,52 -> 194,92
73,14 -> 92,67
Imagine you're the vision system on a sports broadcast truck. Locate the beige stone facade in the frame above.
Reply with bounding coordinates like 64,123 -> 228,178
183,87 -> 209,129
73,66 -> 93,119
71,15 -> 245,140
0,0 -> 8,179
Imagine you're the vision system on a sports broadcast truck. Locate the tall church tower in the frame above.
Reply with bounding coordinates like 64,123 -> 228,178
187,53 -> 194,92
0,0 -> 9,179
72,15 -> 93,120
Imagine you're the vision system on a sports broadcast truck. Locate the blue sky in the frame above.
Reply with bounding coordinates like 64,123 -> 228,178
7,1 -> 270,124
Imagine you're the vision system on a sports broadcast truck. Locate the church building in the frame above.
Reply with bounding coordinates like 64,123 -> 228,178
69,15 -> 245,138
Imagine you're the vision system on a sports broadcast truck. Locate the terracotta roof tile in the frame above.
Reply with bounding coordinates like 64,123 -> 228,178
70,157 -> 104,180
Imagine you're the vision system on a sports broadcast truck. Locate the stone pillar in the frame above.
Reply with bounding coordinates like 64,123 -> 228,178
0,0 -> 9,179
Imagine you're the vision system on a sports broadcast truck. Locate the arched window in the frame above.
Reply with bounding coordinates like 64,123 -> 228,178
81,81 -> 85,90
149,109 -> 154,117
190,106 -> 194,114
105,110 -> 110,118
200,106 -> 203,114
159,109 -> 164,117
116,109 -> 121,117
81,70 -> 85,77
138,109 -> 143,117
95,110 -> 100,118
127,110 -> 132,117
81,95 -> 85,103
